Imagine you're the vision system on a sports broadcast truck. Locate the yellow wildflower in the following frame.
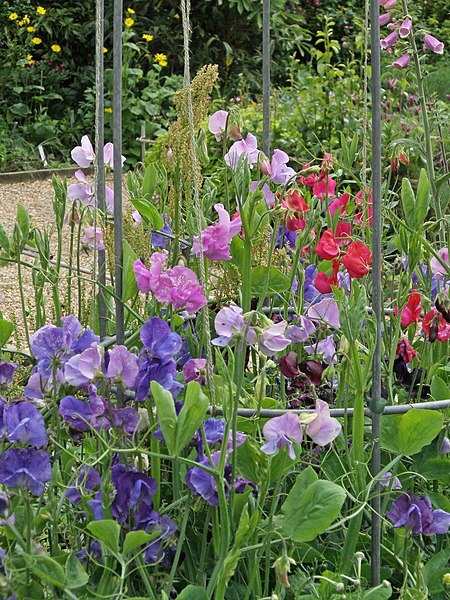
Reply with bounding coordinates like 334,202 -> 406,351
105,107 -> 113,113
18,20 -> 24,26
36,6 -> 46,14
26,54 -> 33,61
174,13 -> 180,19
142,34 -> 153,42
103,47 -> 108,53
32,37 -> 42,45
27,26 -> 35,32
127,7 -> 135,14
124,17 -> 134,27
154,53 -> 168,67
9,12 -> 18,20
51,44 -> 61,52
23,15 -> 30,23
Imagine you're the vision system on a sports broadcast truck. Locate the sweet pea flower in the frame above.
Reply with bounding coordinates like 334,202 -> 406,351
307,297 -> 340,328
258,321 -> 291,356
105,345 -> 139,389
250,181 -> 275,207
64,343 -> 103,387
183,358 -> 207,384
284,190 -> 309,213
430,248 -> 448,280
212,304 -> 250,347
0,361 -> 18,387
208,110 -> 228,142
392,53 -> 411,69
6,402 -> 48,447
396,338 -> 416,363
313,176 -> 336,200
399,18 -> 412,38
261,413 -> 302,460
328,193 -> 350,218
285,317 -> 316,343
315,229 -> 340,260
380,471 -> 402,490
314,259 -> 340,294
422,309 -> 450,342
305,334 -> 337,365
81,227 -> 104,250
0,448 -> 51,496
68,170 -> 95,206
103,142 -> 126,169
394,290 -> 422,327
269,149 -> 296,185
424,33 -> 444,54
440,437 -> 450,454
306,399 -> 341,446
342,242 -> 372,278
224,133 -> 260,170
192,203 -> 242,260
71,135 -> 95,168
381,30 -> 399,49
387,491 -> 450,534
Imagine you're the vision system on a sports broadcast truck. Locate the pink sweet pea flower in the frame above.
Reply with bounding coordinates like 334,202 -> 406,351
394,290 -> 422,327
328,193 -> 350,218
208,110 -> 228,142
381,30 -> 399,49
224,133 -> 260,170
392,53 -> 411,69
306,399 -> 341,446
313,176 -> 336,200
71,135 -> 95,168
103,143 -> 126,169
342,241 -> 372,278
430,248 -> 449,280
64,343 -> 102,387
250,181 -> 275,207
68,170 -> 95,206
269,149 -> 296,185
399,18 -> 412,38
192,203 -> 242,260
304,334 -> 337,365
424,33 -> 444,54
81,226 -> 105,250
261,413 -> 302,460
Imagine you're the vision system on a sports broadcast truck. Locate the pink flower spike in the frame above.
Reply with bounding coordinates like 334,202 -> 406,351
306,399 -> 341,446
392,53 -> 411,68
399,18 -> 412,38
424,33 -> 444,54
208,110 -> 228,142
379,12 -> 391,26
71,135 -> 95,168
381,30 -> 399,49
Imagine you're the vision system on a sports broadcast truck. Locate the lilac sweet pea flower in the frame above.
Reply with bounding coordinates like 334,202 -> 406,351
424,33 -> 444,54
224,133 -> 259,170
105,345 -> 139,389
307,297 -> 340,328
250,181 -> 275,207
258,321 -> 291,356
392,53 -> 411,69
387,491 -> 450,534
81,227 -> 104,250
151,216 -> 172,249
379,471 -> 402,490
103,143 -> 126,169
286,318 -> 316,343
0,448 -> 51,496
183,358 -> 207,384
0,361 -> 18,387
430,248 -> 448,280
269,149 -> 296,185
59,396 -> 95,431
141,317 -> 182,359
68,170 -> 95,206
304,335 -> 337,365
185,451 -> 231,506
399,18 -> 412,38
212,304 -> 246,346
261,413 -> 302,460
6,402 -> 48,447
306,399 -> 341,446
71,135 -> 95,168
64,343 -> 102,387
208,110 -> 228,142
440,437 -> 450,454
192,203 -> 242,261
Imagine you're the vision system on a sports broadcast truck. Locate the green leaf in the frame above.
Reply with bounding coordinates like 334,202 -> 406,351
415,168 -> 430,227
401,178 -> 416,229
250,265 -> 290,297
431,375 -> 450,400
176,586 -> 209,600
282,479 -> 346,542
65,553 -> 89,589
0,221 -> 10,254
151,381 -> 177,455
0,319 -> 14,347
122,239 -> 138,302
87,520 -> 121,555
131,196 -> 164,230
176,381 -> 209,454
123,530 -> 159,556
142,163 -> 158,200
381,410 -> 444,455
234,438 -> 268,486
417,458 -> 450,482
14,204 -> 30,252
423,548 -> 450,594
334,281 -> 367,343
362,582 -> 392,599
23,554 -> 65,589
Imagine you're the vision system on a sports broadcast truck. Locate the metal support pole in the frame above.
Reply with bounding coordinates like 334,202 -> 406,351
370,0 -> 383,586
262,0 -> 271,157
95,0 -> 107,340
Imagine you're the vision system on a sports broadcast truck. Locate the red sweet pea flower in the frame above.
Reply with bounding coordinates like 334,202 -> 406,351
314,259 -> 340,294
283,190 -> 309,213
335,221 -> 351,242
342,241 -> 372,278
328,193 -> 350,218
394,290 -> 422,327
286,215 -> 306,232
396,338 -> 416,363
422,309 -> 450,343
299,164 -> 316,187
315,229 -> 340,260
313,175 -> 336,200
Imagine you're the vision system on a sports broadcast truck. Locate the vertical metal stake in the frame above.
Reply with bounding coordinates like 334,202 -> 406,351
262,0 -> 271,157
370,0 -> 383,586
113,0 -> 124,406
95,0 -> 107,340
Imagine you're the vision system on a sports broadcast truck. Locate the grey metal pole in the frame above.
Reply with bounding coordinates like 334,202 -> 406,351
370,0 -> 383,586
262,0 -> 270,157
95,0 -> 107,340
113,0 -> 124,348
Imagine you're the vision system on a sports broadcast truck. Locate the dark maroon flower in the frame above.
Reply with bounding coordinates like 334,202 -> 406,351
298,360 -> 323,385
280,352 -> 300,378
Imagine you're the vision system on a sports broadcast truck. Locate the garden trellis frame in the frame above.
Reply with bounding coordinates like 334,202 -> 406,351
92,0 -> 450,589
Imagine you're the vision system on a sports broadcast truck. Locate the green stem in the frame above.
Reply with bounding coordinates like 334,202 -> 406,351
17,248 -> 31,351
67,204 -> 76,314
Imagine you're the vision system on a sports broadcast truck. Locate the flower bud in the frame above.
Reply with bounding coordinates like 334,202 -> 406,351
273,555 -> 296,588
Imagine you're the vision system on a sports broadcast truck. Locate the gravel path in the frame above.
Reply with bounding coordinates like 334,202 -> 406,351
0,176 -> 96,350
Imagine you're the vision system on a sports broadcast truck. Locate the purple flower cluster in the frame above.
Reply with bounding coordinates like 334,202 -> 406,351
387,491 -> 450,534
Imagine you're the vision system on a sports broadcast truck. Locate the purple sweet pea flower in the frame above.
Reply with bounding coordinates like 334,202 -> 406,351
387,491 -> 450,534
258,321 -> 291,356
306,399 -> 341,446
424,33 -> 444,54
224,133 -> 260,170
103,143 -> 126,169
269,149 -> 296,185
392,53 -> 411,69
68,170 -> 95,206
250,181 -> 276,208
286,318 -> 316,343
304,335 -> 337,365
203,418 -> 226,444
208,110 -> 228,142
105,345 -> 139,389
274,225 -> 297,249
0,361 -> 18,387
307,298 -> 340,328
430,248 -> 448,280
185,451 -> 232,506
261,413 -> 302,460
140,317 -> 182,360
399,18 -> 412,38
151,216 -> 172,249
6,402 -> 47,447
379,471 -> 402,490
111,407 -> 141,435
192,203 -> 242,261
66,466 -> 102,504
59,396 -> 94,431
0,447 -> 51,495
381,30 -> 399,49
81,227 -> 104,251
111,464 -> 158,528
71,135 -> 95,168
143,513 -> 178,564
440,437 -> 450,454
63,343 -> 102,387
212,304 -> 246,346
183,358 -> 207,384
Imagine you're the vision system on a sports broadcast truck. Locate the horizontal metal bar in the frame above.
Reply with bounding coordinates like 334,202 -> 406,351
21,246 -> 91,275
